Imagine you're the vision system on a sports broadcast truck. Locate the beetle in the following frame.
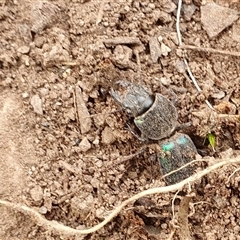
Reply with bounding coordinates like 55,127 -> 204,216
110,80 -> 197,184
110,80 -> 178,140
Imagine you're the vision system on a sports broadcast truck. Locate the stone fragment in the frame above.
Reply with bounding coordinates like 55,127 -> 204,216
31,1 -> 60,33
17,46 -> 30,54
201,2 -> 239,39
161,1 -> 176,13
79,137 -> 91,152
211,90 -> 225,100
38,206 -> 48,214
75,86 -> 91,134
161,42 -> 171,56
149,36 -> 161,63
103,37 -> 142,47
113,45 -> 133,69
30,94 -> 43,115
101,126 -> 115,145
183,3 -> 197,21
30,185 -> 43,202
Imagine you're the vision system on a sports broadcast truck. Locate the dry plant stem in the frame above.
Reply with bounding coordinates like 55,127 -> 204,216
226,167 -> 240,183
180,44 -> 240,57
167,229 -> 176,240
176,195 -> 193,240
176,0 -> 213,110
171,190 -> 180,226
1,156 -> 240,236
111,148 -> 145,166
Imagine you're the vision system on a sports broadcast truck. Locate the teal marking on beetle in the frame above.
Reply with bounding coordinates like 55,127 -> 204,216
176,135 -> 188,145
161,142 -> 175,152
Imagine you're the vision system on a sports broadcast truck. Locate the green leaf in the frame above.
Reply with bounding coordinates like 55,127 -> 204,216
207,133 -> 216,150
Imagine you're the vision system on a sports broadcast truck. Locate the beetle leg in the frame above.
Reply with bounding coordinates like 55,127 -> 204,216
125,122 -> 147,142
174,122 -> 192,132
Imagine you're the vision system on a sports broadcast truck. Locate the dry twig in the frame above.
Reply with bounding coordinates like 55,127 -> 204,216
176,0 -> 213,110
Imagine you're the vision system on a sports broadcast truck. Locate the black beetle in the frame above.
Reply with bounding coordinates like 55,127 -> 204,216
110,81 -> 178,140
110,80 -> 197,184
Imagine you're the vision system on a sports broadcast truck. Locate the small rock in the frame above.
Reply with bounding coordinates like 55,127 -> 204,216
18,45 -> 30,54
38,206 -> 48,214
113,45 -> 133,69
22,92 -> 29,98
175,59 -> 186,73
161,42 -> 171,56
211,90 -> 225,99
149,36 -> 161,63
201,2 -> 239,39
96,206 -> 108,219
79,137 -> 91,152
183,3 -> 197,21
71,195 -> 93,219
30,94 -> 43,115
101,126 -> 115,145
148,3 -> 155,9
161,1 -> 176,13
30,185 -> 43,202
160,77 -> 171,86
93,137 -> 99,145
158,35 -> 163,42
18,24 -> 32,43
90,178 -> 100,188
75,86 -> 91,134
95,160 -> 103,168
31,1 -> 60,33
76,225 -> 87,230
44,196 -> 52,211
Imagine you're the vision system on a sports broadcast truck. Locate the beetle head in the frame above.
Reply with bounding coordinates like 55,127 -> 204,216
110,81 -> 154,117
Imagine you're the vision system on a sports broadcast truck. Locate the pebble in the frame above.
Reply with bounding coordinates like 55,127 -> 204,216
79,137 -> 91,152
148,3 -> 155,10
75,86 -> 91,134
149,36 -> 161,63
95,160 -> 103,168
201,2 -> 239,39
17,45 -> 30,54
30,94 -> 43,115
101,126 -> 115,145
38,206 -> 48,214
30,185 -> 43,202
183,3 -> 197,21
161,42 -> 171,56
22,92 -> 29,98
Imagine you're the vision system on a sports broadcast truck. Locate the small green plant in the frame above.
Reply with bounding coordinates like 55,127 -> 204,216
205,132 -> 216,151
